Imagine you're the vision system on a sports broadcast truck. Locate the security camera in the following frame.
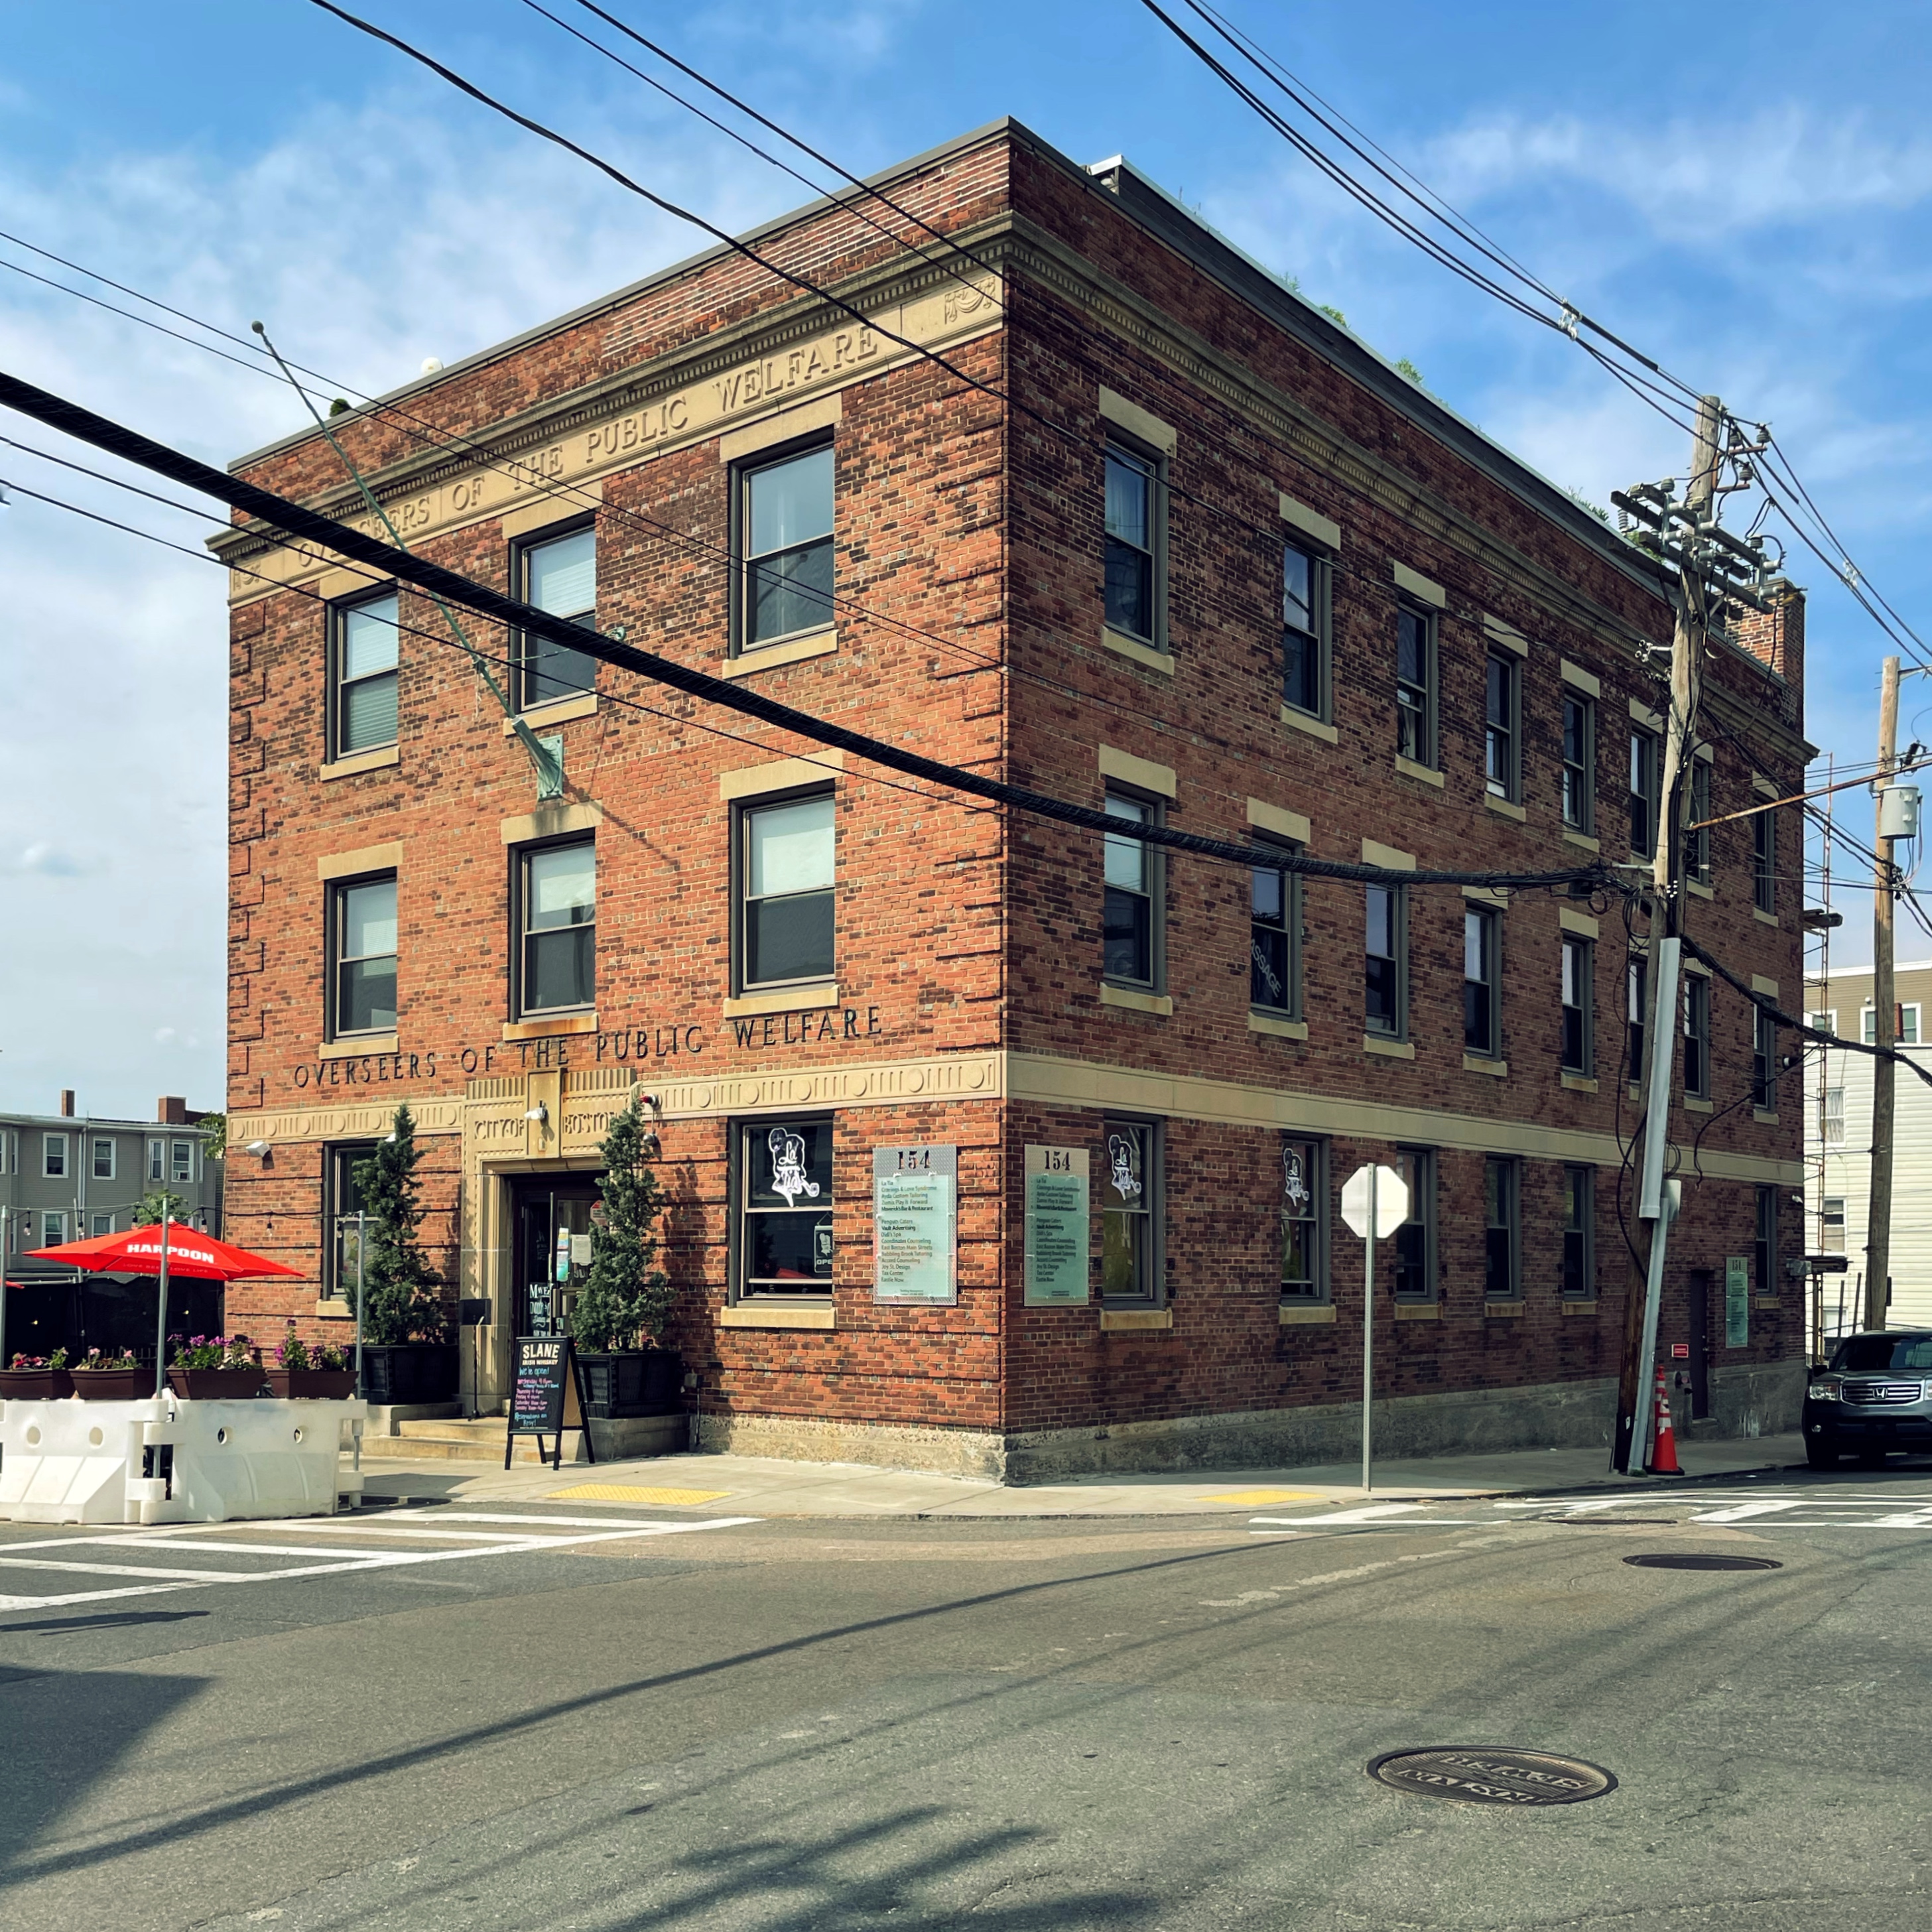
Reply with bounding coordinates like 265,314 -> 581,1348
245,1139 -> 271,1156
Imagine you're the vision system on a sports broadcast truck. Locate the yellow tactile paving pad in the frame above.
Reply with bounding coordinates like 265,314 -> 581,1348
547,1484 -> 731,1506
1200,1488 -> 1327,1506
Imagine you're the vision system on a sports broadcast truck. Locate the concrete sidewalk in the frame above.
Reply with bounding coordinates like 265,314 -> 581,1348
354,1431 -> 1811,1517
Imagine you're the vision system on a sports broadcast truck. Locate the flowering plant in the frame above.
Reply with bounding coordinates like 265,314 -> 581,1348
76,1348 -> 141,1370
275,1322 -> 311,1371
8,1352 -> 65,1370
168,1334 -> 255,1370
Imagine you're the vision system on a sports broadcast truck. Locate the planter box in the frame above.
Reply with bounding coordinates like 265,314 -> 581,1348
265,1369 -> 358,1400
168,1368 -> 270,1400
0,1369 -> 72,1400
359,1344 -> 459,1405
70,1370 -> 158,1401
576,1350 -> 682,1419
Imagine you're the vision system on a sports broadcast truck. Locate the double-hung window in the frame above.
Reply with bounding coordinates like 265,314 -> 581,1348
90,1212 -> 114,1238
330,590 -> 399,758
147,1139 -> 165,1183
1282,540 -> 1328,718
736,1116 -> 834,1300
740,793 -> 835,990
1366,883 -> 1407,1039
170,1139 -> 194,1185
1753,1003 -> 1777,1110
1392,1149 -> 1435,1301
1754,1186 -> 1779,1297
91,1137 -> 115,1181
1561,936 -> 1594,1075
1683,974 -> 1712,1098
1823,1086 -> 1845,1143
1103,793 -> 1160,989
41,1212 -> 66,1246
42,1133 -> 66,1179
329,873 -> 398,1039
1561,694 -> 1594,832
1485,654 -> 1519,801
1629,730 -> 1659,859
1100,1118 -> 1159,1302
1250,844 -> 1301,1018
1562,1166 -> 1595,1299
1689,759 -> 1712,884
1753,806 -> 1777,915
1808,1009 -> 1836,1037
1862,1003 -> 1921,1045
1627,956 -> 1648,1083
740,444 -> 835,649
1821,1196 -> 1846,1252
1281,1136 -> 1326,1301
1463,906 -> 1501,1057
1104,441 -> 1159,644
1395,605 -> 1436,765
324,1141 -> 377,1301
516,840 -> 596,1016
515,524 -> 598,708
1484,1158 -> 1519,1301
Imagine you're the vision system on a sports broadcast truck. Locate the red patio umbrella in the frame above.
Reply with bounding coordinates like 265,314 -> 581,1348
15,1220 -> 302,1396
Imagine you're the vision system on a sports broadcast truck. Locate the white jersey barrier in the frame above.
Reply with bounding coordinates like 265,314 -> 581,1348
0,1397 -> 365,1525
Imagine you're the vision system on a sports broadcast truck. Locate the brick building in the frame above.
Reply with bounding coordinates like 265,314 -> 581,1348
218,119 -> 1807,1476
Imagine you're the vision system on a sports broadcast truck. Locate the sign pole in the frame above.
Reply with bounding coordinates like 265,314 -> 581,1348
1362,1167 -> 1376,1497
152,1214 -> 172,1398
354,1209 -> 367,1475
0,1206 -> 9,1370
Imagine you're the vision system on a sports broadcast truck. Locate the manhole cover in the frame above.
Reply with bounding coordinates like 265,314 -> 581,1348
1623,1553 -> 1782,1571
1366,1748 -> 1615,1807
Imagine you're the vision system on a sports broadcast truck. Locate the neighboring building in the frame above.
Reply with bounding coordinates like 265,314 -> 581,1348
1805,962 -> 1932,1340
218,119 -> 1805,1476
1,1093 -> 225,1364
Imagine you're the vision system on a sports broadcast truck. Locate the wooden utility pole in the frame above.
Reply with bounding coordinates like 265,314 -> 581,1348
1866,653 -> 1901,1332
1612,394 -> 1724,1476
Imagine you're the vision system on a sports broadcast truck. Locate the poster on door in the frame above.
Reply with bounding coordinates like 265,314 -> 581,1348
1023,1145 -> 1089,1305
1724,1256 -> 1750,1348
872,1145 -> 958,1305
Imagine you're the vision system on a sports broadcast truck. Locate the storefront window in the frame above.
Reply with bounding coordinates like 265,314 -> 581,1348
738,1117 -> 834,1299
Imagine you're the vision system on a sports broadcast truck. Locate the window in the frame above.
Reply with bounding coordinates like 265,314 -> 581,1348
1103,793 -> 1160,988
1282,540 -> 1329,718
40,1212 -> 66,1246
1808,1009 -> 1836,1037
1629,729 -> 1659,858
1562,1166 -> 1594,1299
1485,654 -> 1519,801
170,1139 -> 194,1185
1754,806 -> 1777,915
330,874 -> 398,1039
1395,605 -> 1435,765
517,840 -> 596,1015
1561,936 -> 1593,1075
324,1141 -> 377,1301
1753,1003 -> 1777,1110
1464,905 -> 1500,1057
1484,1158 -> 1519,1300
1392,1148 -> 1435,1301
741,444 -> 834,648
1823,1086 -> 1845,1143
330,590 -> 399,757
1280,1136 -> 1326,1301
1683,974 -> 1711,1098
515,524 -> 597,709
90,1211 -> 114,1238
147,1139 -> 164,1183
1100,1119 -> 1159,1301
1688,759 -> 1712,884
1821,1196 -> 1846,1253
1755,1185 -> 1779,1297
1104,441 -> 1159,643
1561,694 -> 1594,832
1250,846 -> 1301,1017
90,1137 -> 115,1181
1366,883 -> 1407,1038
735,1117 -> 834,1299
1627,956 -> 1648,1083
740,795 -> 835,990
42,1133 -> 66,1179
1861,1003 -> 1917,1046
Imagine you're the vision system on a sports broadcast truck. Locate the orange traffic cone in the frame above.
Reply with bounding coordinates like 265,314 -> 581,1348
1645,1366 -> 1681,1475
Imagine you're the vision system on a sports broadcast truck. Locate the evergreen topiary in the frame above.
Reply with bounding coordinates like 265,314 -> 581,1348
573,1092 -> 671,1353
351,1105 -> 448,1344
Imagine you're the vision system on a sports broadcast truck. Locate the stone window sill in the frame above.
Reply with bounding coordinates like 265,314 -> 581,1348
320,1033 -> 399,1059
1483,793 -> 1527,822
1394,1301 -> 1439,1321
1101,983 -> 1173,1017
1753,908 -> 1779,927
1485,1300 -> 1523,1318
503,1012 -> 596,1041
1249,1011 -> 1307,1041
1561,1072 -> 1599,1093
1100,1307 -> 1173,1332
722,1304 -> 834,1330
1279,704 -> 1338,744
1561,1299 -> 1598,1317
723,628 -> 838,678
1686,879 -> 1715,901
1684,1096 -> 1715,1114
502,692 -> 596,734
314,1299 -> 352,1319
1753,1297 -> 1781,1310
1393,755 -> 1445,789
320,743 -> 400,781
1463,1053 -> 1508,1078
1562,828 -> 1600,853
1279,1303 -> 1336,1325
1101,627 -> 1175,675
1364,1035 -> 1415,1059
1754,1108 -> 1779,1126
724,983 -> 839,1019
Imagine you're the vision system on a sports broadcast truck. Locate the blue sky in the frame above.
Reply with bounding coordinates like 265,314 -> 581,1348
2,0 -> 1925,1114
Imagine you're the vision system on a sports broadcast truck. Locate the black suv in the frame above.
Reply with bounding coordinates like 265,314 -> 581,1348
1803,1331 -> 1932,1468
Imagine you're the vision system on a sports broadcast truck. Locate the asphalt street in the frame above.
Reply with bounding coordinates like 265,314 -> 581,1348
2,1463 -> 1929,1931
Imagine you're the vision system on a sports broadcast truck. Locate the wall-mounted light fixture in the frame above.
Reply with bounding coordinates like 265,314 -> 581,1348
245,1140 -> 271,1157
525,1103 -> 548,1125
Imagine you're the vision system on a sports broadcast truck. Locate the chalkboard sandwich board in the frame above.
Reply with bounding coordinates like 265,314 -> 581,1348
506,1335 -> 593,1469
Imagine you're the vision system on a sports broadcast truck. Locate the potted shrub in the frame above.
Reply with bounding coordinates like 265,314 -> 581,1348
264,1322 -> 357,1399
354,1106 -> 457,1403
572,1092 -> 681,1419
70,1347 -> 153,1401
166,1334 -> 269,1400
1,1350 -> 74,1399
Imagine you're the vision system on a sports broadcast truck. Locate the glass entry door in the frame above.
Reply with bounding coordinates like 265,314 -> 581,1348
510,1177 -> 602,1338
